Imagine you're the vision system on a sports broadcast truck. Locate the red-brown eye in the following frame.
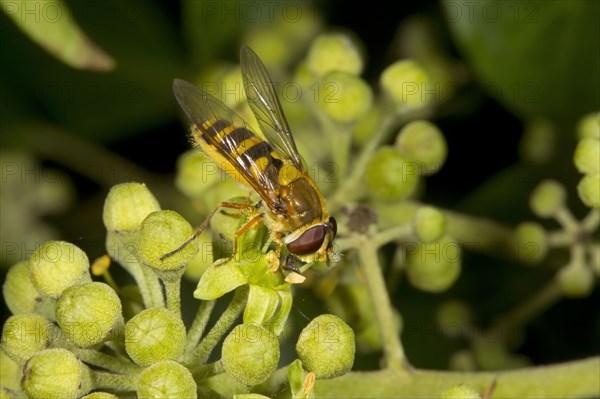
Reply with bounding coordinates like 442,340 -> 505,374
287,225 -> 326,255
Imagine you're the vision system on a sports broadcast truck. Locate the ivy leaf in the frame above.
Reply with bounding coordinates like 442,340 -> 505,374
444,0 -> 599,124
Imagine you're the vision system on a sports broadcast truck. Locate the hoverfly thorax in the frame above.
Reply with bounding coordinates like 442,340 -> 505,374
171,45 -> 338,270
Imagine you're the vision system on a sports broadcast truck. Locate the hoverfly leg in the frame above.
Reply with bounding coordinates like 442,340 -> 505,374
160,201 -> 255,261
267,232 -> 284,272
283,255 -> 302,274
229,213 -> 262,265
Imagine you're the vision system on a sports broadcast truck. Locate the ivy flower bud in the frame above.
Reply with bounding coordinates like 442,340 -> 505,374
175,150 -> 221,198
28,241 -> 91,298
2,261 -> 40,315
557,263 -> 594,298
443,384 -> 481,399
22,348 -> 93,399
414,206 -> 446,243
436,299 -> 472,329
137,210 -> 197,279
56,282 -> 122,348
395,120 -> 447,175
529,180 -> 566,218
125,308 -> 186,367
365,146 -> 419,201
319,71 -> 373,123
380,60 -> 430,110
1,314 -> 52,365
406,235 -> 462,293
574,138 -> 600,175
576,111 -> 599,140
513,222 -> 548,265
222,324 -> 280,386
518,118 -> 555,163
296,314 -> 355,379
577,174 -> 600,208
137,360 -> 197,399
103,183 -> 161,233
307,33 -> 363,77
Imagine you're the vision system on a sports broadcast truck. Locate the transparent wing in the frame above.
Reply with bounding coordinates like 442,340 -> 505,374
240,45 -> 305,170
173,78 -> 281,208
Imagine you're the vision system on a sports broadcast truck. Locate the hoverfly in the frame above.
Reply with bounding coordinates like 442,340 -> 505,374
163,46 -> 337,271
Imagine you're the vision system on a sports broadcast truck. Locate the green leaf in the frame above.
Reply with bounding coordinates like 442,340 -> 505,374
1,0 -> 114,71
194,259 -> 247,300
271,287 -> 293,336
444,0 -> 599,124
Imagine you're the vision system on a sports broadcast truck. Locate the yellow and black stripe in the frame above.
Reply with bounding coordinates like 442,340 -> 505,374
193,118 -> 284,195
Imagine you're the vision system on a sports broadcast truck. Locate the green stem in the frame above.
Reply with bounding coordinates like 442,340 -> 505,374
555,207 -> 579,233
491,280 -> 562,335
163,278 -> 181,319
182,300 -> 216,363
582,208 -> 600,232
328,113 -> 396,210
358,239 -> 407,371
192,286 -> 249,366
71,348 -> 140,374
192,359 -> 225,380
141,265 -> 164,308
313,357 -> 600,398
92,371 -> 138,392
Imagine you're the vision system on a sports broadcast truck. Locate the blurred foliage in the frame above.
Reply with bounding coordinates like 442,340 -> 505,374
0,0 -> 598,392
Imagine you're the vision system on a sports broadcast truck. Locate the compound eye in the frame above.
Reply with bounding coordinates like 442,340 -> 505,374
287,225 -> 326,255
328,217 -> 337,238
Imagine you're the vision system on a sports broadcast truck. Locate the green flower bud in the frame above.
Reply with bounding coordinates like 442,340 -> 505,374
395,120 -> 447,175
175,150 -> 222,198
577,174 -> 600,208
415,206 -> 447,242
443,384 -> 481,399
518,118 -> 555,163
222,323 -> 280,386
590,244 -> 600,277
56,282 -> 122,348
125,308 -> 186,367
513,222 -> 548,264
365,146 -> 419,202
2,261 -> 40,315
0,350 -> 21,391
436,299 -> 472,329
296,314 -> 355,379
81,393 -> 119,399
576,111 -> 599,140
28,241 -> 91,298
352,104 -> 383,148
405,235 -> 462,293
137,210 -> 197,278
1,314 -> 52,364
557,263 -> 594,298
380,60 -> 430,110
574,138 -> 600,174
22,348 -> 93,399
307,33 -> 363,77
530,180 -> 567,217
137,360 -> 197,399
448,350 -> 477,371
184,229 -> 214,282
319,71 -> 373,123
245,29 -> 291,67
103,183 -> 160,233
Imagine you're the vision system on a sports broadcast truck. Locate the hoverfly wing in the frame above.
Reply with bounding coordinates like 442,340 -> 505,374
172,78 -> 280,207
240,46 -> 305,170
